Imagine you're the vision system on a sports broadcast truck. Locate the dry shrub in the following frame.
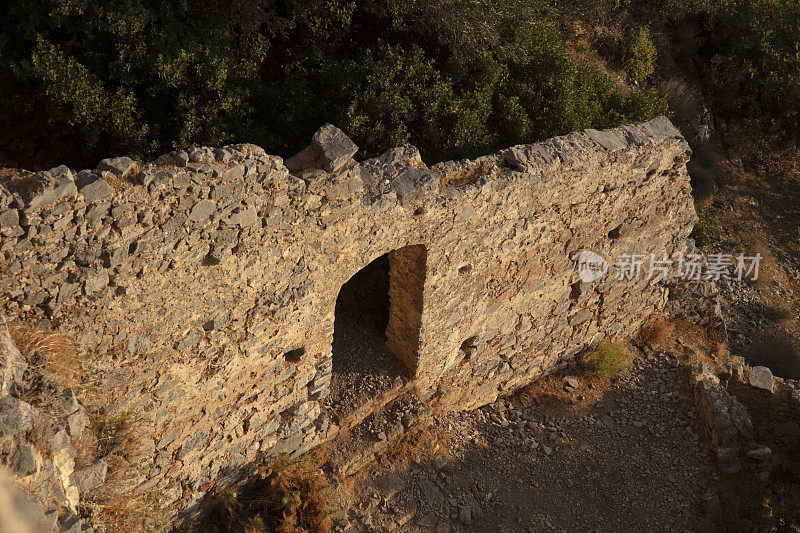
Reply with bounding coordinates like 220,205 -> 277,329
642,318 -> 728,368
8,323 -> 83,389
72,426 -> 100,471
79,410 -> 165,532
271,456 -> 332,533
8,323 -> 85,455
206,454 -> 333,533
81,486 -> 166,533
638,319 -> 677,348
92,409 -> 140,463
659,78 -> 701,131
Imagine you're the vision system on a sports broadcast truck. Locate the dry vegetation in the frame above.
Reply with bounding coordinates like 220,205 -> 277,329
510,338 -> 635,408
8,322 -> 84,389
200,454 -> 334,533
77,409 -> 166,532
638,317 -> 729,371
8,323 -> 86,456
8,321 -> 164,531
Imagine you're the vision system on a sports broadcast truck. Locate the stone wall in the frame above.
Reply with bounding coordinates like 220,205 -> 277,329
0,117 -> 696,508
1,314 -> 97,531
733,366 -> 800,441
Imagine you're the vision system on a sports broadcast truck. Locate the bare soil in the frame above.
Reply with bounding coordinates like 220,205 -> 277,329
333,348 -> 715,532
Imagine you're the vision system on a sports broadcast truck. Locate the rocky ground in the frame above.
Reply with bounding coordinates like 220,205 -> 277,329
324,304 -> 409,428
332,346 -> 717,532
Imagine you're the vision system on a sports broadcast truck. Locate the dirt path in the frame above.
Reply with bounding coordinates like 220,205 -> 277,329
335,349 -> 714,532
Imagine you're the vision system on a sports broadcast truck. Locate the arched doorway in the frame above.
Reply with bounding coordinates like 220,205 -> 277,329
325,245 -> 426,423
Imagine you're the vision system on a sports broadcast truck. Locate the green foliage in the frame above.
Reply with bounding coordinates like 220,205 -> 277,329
624,28 -> 657,81
0,0 -> 275,166
587,340 -> 629,378
0,0 -> 668,167
690,209 -> 717,250
704,0 -> 800,147
660,0 -> 723,16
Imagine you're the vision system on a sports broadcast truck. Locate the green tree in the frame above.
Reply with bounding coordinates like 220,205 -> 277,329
0,0 -> 668,168
625,27 -> 657,81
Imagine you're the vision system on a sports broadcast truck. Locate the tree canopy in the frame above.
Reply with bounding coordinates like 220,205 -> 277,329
0,0 -> 667,167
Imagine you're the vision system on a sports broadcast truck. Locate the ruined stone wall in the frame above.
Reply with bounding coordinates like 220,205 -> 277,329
0,117 -> 695,508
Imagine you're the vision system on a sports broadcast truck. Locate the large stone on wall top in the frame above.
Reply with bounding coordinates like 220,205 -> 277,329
24,167 -> 78,212
96,156 -> 137,178
286,123 -> 358,174
76,171 -> 114,204
312,124 -> 358,173
391,167 -> 439,206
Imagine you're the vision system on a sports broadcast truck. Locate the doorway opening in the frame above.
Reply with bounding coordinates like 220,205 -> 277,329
325,245 -> 426,423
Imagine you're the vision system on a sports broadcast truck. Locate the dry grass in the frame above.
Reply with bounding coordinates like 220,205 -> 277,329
269,455 -> 332,533
640,317 -> 726,354
91,409 -> 140,462
81,485 -> 166,533
7,323 -> 86,455
204,453 -> 334,533
565,23 -> 630,92
659,78 -> 701,132
8,322 -> 83,389
79,409 -> 166,532
637,319 -> 677,348
638,318 -> 729,375
8,321 -> 161,530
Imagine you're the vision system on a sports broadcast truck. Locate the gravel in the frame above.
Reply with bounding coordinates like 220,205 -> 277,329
335,349 -> 716,532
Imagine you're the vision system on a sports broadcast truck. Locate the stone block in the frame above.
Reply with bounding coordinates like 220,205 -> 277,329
67,408 -> 89,437
0,396 -> 37,437
26,173 -> 78,212
9,443 -> 38,477
0,208 -> 19,229
188,199 -> 216,222
71,460 -> 108,495
311,124 -> 358,173
60,388 -> 80,416
78,175 -> 114,203
749,366 -> 774,391
96,156 -> 136,178
390,167 -> 439,206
